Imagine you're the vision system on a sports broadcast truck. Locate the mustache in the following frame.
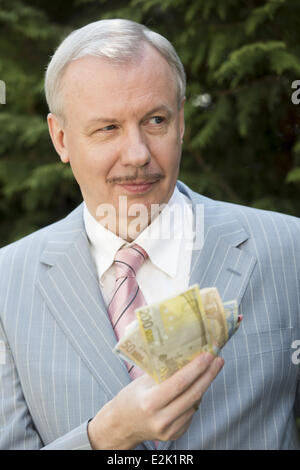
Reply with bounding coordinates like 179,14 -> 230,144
107,173 -> 164,184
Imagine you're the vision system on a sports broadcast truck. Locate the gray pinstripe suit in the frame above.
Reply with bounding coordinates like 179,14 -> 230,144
0,180 -> 300,449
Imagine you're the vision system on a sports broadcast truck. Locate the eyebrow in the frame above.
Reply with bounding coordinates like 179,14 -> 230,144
85,104 -> 173,128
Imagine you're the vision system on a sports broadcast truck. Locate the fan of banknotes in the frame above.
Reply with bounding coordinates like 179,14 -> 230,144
113,284 -> 242,383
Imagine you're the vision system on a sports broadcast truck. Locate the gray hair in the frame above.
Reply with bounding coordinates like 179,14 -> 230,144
44,18 -> 186,122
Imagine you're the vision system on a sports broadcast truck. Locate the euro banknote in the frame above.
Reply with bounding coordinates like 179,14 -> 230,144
114,284 -> 241,383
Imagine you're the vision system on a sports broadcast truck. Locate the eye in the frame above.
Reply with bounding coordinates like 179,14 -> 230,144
98,124 -> 117,132
148,116 -> 165,125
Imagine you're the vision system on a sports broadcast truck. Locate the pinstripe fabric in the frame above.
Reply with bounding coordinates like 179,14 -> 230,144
0,180 -> 299,449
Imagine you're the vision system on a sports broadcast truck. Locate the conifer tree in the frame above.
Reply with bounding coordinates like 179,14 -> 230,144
0,0 -> 300,247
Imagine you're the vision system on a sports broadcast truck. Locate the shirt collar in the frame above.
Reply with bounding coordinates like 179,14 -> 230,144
83,186 -> 192,280
83,204 -> 125,280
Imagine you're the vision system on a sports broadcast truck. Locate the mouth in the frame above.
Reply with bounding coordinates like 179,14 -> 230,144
116,179 -> 160,194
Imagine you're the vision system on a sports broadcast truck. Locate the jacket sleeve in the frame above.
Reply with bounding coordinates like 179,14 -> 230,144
0,318 -> 93,450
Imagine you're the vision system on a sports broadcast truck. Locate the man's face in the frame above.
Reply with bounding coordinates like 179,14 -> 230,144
48,43 -> 185,238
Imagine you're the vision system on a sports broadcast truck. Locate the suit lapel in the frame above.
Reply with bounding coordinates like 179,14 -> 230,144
189,214 -> 257,305
158,183 -> 257,451
178,181 -> 257,303
37,206 -> 131,398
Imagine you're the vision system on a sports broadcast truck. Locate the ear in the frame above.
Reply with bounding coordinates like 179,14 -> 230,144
47,113 -> 69,163
179,96 -> 186,141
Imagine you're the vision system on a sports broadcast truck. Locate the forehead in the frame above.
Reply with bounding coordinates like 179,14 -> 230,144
61,43 -> 178,123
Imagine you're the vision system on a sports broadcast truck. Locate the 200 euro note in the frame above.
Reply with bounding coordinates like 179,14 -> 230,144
135,285 -> 214,383
113,284 -> 242,383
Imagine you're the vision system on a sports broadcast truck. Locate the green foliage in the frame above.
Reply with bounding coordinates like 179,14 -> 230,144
245,0 -> 286,35
0,0 -> 300,250
286,167 -> 300,183
190,96 -> 232,148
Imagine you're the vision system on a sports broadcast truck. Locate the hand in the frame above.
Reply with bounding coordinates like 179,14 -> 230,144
88,353 -> 224,449
87,352 -> 224,449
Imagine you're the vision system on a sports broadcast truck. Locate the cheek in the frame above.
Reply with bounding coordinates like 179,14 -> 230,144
152,134 -> 181,171
69,139 -> 115,178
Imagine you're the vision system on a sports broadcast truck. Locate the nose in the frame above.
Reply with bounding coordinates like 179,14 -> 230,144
120,127 -> 151,168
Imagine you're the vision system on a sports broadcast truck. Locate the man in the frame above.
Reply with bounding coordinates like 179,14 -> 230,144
0,18 -> 299,450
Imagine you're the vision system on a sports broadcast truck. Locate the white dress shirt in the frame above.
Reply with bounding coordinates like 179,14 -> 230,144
83,186 -> 195,307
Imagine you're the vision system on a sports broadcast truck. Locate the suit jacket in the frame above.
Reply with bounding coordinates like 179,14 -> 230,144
0,180 -> 300,450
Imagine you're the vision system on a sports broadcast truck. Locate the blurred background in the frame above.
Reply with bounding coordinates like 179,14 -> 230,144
0,0 -> 299,439
0,0 -> 300,246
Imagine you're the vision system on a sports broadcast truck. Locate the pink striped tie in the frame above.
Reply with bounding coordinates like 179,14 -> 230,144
108,244 -> 148,380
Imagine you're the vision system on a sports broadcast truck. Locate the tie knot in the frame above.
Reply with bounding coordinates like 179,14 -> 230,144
114,244 -> 148,279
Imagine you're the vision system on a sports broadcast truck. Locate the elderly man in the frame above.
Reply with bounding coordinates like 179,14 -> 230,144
0,19 -> 299,450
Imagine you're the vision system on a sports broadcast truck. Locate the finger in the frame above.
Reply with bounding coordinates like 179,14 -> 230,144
155,407 -> 195,442
151,352 -> 215,409
160,356 -> 224,421
169,415 -> 194,441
